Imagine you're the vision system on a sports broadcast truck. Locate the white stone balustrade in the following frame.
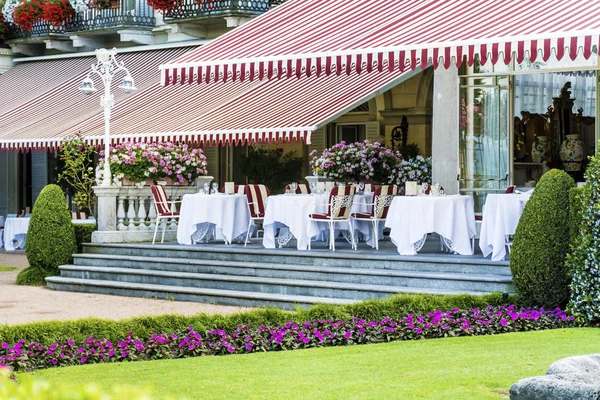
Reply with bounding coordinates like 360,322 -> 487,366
92,185 -> 197,243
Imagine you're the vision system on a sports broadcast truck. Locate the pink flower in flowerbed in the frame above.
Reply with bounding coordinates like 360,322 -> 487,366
99,141 -> 208,185
0,306 -> 576,373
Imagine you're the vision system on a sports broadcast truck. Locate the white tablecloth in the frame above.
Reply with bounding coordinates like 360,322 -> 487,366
263,193 -> 372,250
385,195 -> 476,256
177,194 -> 253,245
479,193 -> 532,261
3,217 -> 30,251
72,217 -> 97,225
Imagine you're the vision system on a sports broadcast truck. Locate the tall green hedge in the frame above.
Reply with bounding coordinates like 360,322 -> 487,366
568,154 -> 600,322
22,184 -> 76,284
510,169 -> 575,308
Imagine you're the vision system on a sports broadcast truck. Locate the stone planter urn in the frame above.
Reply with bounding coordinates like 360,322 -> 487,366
531,136 -> 550,163
195,175 -> 214,192
559,134 -> 585,172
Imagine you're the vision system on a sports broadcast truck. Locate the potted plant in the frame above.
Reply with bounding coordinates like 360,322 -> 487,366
100,141 -> 208,186
42,0 -> 75,27
12,0 -> 44,31
398,155 -> 432,186
146,0 -> 182,13
309,140 -> 404,185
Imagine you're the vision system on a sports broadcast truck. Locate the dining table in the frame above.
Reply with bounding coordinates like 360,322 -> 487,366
385,195 -> 476,256
3,217 -> 30,251
263,192 -> 375,250
177,193 -> 254,245
479,192 -> 532,261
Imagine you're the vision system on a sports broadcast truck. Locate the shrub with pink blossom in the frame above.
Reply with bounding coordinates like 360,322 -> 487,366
310,140 -> 403,184
99,141 -> 207,185
0,305 -> 575,373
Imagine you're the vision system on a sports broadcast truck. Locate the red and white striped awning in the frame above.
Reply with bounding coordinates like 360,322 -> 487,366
58,65 -> 414,146
0,47 -> 193,151
161,0 -> 600,85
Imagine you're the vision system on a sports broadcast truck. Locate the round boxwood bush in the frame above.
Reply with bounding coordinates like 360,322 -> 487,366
510,169 -> 575,308
21,184 -> 76,285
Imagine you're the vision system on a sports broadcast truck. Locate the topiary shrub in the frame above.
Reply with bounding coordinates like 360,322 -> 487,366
15,267 -> 47,286
23,184 -> 76,283
510,169 -> 575,308
568,154 -> 600,322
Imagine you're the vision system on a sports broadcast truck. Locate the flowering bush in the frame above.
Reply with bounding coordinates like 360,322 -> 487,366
399,155 -> 432,185
12,0 -> 44,31
99,141 -> 208,186
0,306 -> 575,372
147,0 -> 182,13
310,140 -> 403,184
88,0 -> 112,10
41,0 -> 74,27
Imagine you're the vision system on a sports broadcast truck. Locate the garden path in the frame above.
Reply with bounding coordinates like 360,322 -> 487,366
0,251 -> 251,325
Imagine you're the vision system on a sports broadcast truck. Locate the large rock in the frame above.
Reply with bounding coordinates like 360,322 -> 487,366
510,354 -> 600,400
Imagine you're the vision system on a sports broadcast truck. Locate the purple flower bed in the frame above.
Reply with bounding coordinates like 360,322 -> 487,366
0,306 -> 575,372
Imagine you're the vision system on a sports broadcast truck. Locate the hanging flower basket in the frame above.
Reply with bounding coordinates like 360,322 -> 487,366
88,0 -> 118,11
12,0 -> 44,31
147,0 -> 182,13
42,0 -> 75,27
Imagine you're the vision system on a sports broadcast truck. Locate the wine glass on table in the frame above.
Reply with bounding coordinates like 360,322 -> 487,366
290,182 -> 298,194
212,182 -> 218,195
204,183 -> 210,194
309,181 -> 317,194
358,182 -> 365,193
422,182 -> 429,195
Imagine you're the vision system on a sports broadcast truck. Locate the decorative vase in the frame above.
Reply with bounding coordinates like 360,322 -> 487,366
531,136 -> 549,164
559,134 -> 585,172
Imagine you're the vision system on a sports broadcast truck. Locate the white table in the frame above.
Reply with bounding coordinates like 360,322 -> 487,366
177,194 -> 254,245
385,195 -> 476,256
3,217 -> 30,251
479,193 -> 532,261
263,193 -> 373,250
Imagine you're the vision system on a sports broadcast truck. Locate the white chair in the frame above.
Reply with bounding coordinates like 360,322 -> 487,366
351,185 -> 398,250
150,185 -> 182,244
308,185 -> 357,251
244,184 -> 270,246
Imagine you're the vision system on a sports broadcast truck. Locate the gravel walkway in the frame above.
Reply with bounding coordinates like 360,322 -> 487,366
0,252 -> 251,326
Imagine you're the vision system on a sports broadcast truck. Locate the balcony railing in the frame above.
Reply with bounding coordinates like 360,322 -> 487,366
65,2 -> 155,32
165,0 -> 283,20
5,21 -> 65,40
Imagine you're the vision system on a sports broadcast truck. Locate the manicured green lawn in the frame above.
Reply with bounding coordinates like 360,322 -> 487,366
32,328 -> 600,400
0,266 -> 15,272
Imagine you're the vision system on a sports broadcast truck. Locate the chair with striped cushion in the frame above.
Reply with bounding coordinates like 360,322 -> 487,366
71,211 -> 88,220
284,183 -> 311,194
308,185 -> 357,251
351,185 -> 399,250
220,185 -> 246,195
243,184 -> 271,246
151,185 -> 182,244
363,183 -> 381,194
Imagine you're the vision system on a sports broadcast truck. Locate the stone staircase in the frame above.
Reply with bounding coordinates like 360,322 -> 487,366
46,241 -> 514,309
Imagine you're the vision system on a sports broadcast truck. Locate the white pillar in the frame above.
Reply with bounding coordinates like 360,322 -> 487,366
432,66 -> 460,195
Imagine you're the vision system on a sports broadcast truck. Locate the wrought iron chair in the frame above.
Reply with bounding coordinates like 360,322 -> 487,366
351,185 -> 398,250
363,183 -> 381,194
244,184 -> 271,246
308,185 -> 357,251
150,185 -> 181,244
284,183 -> 311,194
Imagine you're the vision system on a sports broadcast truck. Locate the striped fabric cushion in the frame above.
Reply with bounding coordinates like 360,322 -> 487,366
505,185 -> 516,194
245,184 -> 270,218
364,183 -> 381,193
329,185 -> 356,219
373,185 -> 399,219
151,185 -> 172,216
71,212 -> 88,220
285,184 -> 311,194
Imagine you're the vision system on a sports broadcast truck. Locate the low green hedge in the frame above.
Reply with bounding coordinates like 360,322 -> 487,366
74,223 -> 96,253
0,292 -> 511,345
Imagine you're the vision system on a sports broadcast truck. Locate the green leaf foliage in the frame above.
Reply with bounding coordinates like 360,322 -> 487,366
25,184 -> 77,279
568,154 -> 600,322
15,267 -> 48,286
510,169 -> 575,308
74,224 -> 96,253
0,292 -> 513,345
239,147 -> 303,193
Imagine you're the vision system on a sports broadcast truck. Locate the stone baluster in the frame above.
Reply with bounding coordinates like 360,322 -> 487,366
137,194 -> 148,231
148,194 -> 157,232
127,194 -> 138,230
117,195 -> 126,231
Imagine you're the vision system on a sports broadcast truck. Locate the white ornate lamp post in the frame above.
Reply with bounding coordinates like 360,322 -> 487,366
80,48 -> 136,186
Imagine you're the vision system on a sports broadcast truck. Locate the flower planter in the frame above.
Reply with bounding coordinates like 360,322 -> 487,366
195,175 -> 214,192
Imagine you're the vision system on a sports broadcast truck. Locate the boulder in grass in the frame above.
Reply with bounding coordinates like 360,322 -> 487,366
510,354 -> 600,400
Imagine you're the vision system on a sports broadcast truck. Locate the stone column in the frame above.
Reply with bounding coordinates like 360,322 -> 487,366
432,66 -> 460,195
92,186 -> 117,242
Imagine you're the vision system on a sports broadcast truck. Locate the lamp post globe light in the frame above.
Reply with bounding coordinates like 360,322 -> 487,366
80,48 -> 136,186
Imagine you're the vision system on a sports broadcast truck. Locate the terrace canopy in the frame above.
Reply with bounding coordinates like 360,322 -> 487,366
160,0 -> 600,85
